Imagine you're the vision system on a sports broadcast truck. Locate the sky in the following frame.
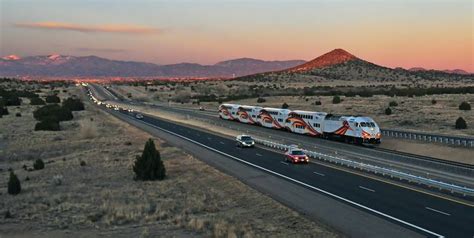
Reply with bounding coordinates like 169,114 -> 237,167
0,0 -> 472,71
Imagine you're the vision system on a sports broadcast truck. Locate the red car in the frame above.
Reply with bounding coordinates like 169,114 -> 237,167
285,148 -> 309,164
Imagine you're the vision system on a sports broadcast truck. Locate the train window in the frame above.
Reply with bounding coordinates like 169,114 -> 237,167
313,123 -> 320,127
257,115 -> 261,118
370,122 -> 376,127
232,112 -> 235,115
252,115 -> 256,118
355,123 -> 359,127
278,119 -> 283,122
360,122 -> 367,127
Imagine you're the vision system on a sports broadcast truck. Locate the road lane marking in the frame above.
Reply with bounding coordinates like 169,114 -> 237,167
207,137 -> 211,140
313,171 -> 325,176
256,153 -> 262,156
425,207 -> 451,216
107,110 -> 445,238
280,161 -> 289,165
220,141 -> 225,144
359,186 -> 375,192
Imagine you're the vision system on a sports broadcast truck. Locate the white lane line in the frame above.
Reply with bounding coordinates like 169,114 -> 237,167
359,186 -> 375,193
425,207 -> 451,216
220,141 -> 225,144
119,113 -> 444,238
313,171 -> 325,176
280,161 -> 289,165
207,137 -> 212,140
256,153 -> 263,157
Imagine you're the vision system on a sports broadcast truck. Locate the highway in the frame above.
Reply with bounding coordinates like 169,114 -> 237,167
88,84 -> 474,237
100,85 -> 474,190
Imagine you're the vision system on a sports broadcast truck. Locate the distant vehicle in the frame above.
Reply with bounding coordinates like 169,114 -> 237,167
285,147 -> 309,164
135,114 -> 144,119
199,106 -> 205,111
236,135 -> 255,148
113,107 -> 119,111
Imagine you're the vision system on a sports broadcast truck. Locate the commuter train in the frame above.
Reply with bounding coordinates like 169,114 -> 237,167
218,103 -> 381,144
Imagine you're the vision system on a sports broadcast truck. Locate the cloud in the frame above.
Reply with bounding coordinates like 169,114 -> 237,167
14,22 -> 163,34
75,47 -> 127,53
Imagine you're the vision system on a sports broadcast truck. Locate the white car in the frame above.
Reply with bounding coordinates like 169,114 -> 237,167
236,135 -> 255,148
135,114 -> 144,119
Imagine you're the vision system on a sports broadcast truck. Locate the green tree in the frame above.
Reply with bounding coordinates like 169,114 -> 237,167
332,96 -> 341,104
459,102 -> 471,111
33,159 -> 45,170
133,139 -> 166,181
30,97 -> 46,105
281,102 -> 289,109
8,171 -> 21,195
389,101 -> 398,107
455,117 -> 467,129
45,95 -> 60,103
385,107 -> 392,115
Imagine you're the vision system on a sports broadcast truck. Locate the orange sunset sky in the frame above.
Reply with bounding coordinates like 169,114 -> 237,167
1,0 -> 473,72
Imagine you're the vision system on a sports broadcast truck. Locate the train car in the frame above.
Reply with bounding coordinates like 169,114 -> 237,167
236,105 -> 262,124
257,107 -> 290,129
322,115 -> 381,144
285,110 -> 327,136
218,103 -> 239,120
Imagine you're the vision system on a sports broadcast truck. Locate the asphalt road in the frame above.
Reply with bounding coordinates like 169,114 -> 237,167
89,84 -> 474,237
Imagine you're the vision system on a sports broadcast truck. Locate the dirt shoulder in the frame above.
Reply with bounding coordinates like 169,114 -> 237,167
0,87 -> 340,237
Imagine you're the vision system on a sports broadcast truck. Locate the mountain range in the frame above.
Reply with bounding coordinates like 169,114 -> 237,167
0,49 -> 471,79
0,54 -> 305,78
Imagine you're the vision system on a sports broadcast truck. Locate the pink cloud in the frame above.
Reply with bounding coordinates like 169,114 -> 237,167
14,22 -> 163,34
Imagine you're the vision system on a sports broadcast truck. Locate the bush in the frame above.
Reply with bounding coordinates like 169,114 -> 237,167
80,160 -> 86,166
45,95 -> 60,103
15,112 -> 21,117
455,117 -> 467,129
257,97 -> 266,103
35,119 -> 60,131
281,102 -> 289,109
0,107 -> 9,116
133,139 -> 166,181
332,96 -> 341,104
63,98 -> 85,111
315,101 -> 322,105
33,104 -> 73,122
8,171 -> 21,195
33,159 -> 45,170
30,97 -> 46,105
389,101 -> 398,107
385,107 -> 392,115
431,99 -> 437,105
459,102 -> 471,111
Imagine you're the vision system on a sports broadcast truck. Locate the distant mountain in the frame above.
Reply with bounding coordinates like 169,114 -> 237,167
0,54 -> 305,78
285,48 -> 357,72
238,48 -> 473,81
409,67 -> 470,75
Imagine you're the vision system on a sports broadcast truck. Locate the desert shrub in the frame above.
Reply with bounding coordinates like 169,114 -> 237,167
35,119 -> 60,131
15,112 -> 21,117
459,102 -> 471,111
257,97 -> 266,103
172,91 -> 191,103
45,95 -> 60,103
33,159 -> 45,170
431,99 -> 437,105
281,102 -> 289,109
133,139 -> 166,181
4,210 -> 12,219
385,107 -> 392,115
332,96 -> 341,104
389,101 -> 398,107
52,175 -> 63,186
315,101 -> 322,105
33,104 -> 73,122
30,97 -> 46,105
80,160 -> 86,166
0,107 -> 9,115
62,98 -> 85,111
455,117 -> 467,129
8,171 -> 21,195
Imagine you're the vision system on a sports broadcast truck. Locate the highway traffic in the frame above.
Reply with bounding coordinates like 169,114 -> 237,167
87,84 -> 474,237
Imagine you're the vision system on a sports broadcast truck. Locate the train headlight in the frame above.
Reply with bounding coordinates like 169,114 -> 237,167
376,133 -> 381,138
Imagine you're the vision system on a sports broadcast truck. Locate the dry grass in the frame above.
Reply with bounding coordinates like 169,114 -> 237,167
0,85 -> 340,237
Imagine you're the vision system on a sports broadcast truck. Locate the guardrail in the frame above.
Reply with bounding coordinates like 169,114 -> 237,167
255,138 -> 474,197
381,129 -> 474,148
